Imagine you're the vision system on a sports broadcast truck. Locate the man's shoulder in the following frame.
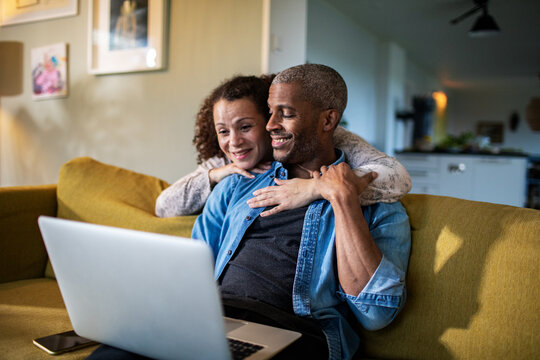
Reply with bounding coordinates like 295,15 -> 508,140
363,201 -> 409,223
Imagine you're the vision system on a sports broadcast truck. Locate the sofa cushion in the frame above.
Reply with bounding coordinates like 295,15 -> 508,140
50,157 -> 197,278
0,278 -> 98,359
357,194 -> 540,360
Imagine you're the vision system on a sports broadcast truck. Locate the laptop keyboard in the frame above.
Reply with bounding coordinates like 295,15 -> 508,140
228,338 -> 264,359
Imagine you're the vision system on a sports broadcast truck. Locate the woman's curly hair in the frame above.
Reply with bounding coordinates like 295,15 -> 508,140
193,74 -> 276,164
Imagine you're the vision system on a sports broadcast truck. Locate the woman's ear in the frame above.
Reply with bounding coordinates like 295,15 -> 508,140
321,109 -> 340,132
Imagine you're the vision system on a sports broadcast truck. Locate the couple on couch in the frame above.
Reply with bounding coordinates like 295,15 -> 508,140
91,64 -> 412,360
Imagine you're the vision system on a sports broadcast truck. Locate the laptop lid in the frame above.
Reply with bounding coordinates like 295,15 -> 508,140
38,216 -> 300,360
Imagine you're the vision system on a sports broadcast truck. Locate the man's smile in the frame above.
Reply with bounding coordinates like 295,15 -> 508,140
270,134 -> 292,148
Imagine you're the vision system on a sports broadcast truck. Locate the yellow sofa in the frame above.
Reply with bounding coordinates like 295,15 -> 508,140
1,157 -> 539,359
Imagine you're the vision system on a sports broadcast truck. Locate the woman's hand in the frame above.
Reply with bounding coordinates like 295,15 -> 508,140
208,161 -> 272,187
246,164 -> 377,217
247,177 -> 319,217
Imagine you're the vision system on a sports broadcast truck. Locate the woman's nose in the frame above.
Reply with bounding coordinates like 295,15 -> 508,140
229,131 -> 243,146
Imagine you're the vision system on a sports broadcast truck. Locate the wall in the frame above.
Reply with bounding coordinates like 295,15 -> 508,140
305,0 -> 440,153
0,0 -> 264,186
306,0 -> 379,145
447,79 -> 540,155
268,0 -> 307,73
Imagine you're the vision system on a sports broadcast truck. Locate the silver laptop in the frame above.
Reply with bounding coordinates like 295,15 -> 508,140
38,216 -> 301,360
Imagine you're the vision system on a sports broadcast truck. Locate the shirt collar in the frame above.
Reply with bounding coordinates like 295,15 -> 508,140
272,149 -> 345,179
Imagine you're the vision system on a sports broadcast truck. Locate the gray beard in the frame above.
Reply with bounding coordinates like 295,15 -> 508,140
275,132 -> 320,166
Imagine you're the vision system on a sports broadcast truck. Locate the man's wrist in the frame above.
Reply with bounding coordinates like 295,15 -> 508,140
324,186 -> 359,206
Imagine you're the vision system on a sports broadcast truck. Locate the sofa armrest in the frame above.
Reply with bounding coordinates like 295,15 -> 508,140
0,185 -> 57,283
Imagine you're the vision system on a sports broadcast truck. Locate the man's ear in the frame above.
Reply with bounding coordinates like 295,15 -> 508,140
321,109 -> 340,132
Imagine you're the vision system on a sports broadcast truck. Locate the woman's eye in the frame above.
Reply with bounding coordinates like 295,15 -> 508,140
217,129 -> 229,135
241,125 -> 252,131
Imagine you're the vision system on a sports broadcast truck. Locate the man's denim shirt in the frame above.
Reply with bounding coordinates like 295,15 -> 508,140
192,150 -> 411,360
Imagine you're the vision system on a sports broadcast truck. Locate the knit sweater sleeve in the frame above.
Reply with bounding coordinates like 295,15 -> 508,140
155,156 -> 229,217
333,126 -> 412,204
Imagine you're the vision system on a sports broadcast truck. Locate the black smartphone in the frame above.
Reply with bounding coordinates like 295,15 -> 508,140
33,330 -> 98,355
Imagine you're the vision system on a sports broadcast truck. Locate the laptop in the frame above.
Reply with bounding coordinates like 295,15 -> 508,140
38,216 -> 301,360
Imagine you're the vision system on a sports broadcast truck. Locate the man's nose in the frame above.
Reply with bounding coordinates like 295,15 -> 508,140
266,113 -> 280,132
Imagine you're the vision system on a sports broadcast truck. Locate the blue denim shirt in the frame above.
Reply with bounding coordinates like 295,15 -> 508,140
192,151 -> 411,360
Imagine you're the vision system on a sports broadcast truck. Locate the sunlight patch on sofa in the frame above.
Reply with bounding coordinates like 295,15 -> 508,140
434,226 -> 463,274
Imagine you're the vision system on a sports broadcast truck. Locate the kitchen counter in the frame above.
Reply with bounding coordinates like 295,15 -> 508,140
395,152 -> 528,207
396,150 -> 529,158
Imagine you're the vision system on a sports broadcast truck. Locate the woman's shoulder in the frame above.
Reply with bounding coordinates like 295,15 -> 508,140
199,155 -> 229,170
333,126 -> 371,147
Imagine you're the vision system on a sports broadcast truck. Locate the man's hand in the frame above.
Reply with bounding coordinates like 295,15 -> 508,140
247,178 -> 317,217
313,163 -> 378,202
208,162 -> 272,187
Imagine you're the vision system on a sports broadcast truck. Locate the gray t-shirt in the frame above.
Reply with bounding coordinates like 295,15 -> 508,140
219,205 -> 309,313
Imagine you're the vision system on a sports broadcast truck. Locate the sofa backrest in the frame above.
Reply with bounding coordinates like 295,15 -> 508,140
51,157 -> 197,277
358,194 -> 540,359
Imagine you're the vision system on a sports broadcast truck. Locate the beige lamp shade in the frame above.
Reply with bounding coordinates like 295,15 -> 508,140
526,97 -> 540,132
0,41 -> 23,96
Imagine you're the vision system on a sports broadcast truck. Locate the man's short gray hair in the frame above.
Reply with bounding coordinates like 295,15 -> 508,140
272,64 -> 348,117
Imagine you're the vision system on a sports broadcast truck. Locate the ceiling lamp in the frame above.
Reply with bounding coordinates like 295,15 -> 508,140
469,9 -> 500,37
450,0 -> 500,37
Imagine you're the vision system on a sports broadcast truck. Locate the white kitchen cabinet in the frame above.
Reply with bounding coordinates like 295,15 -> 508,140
396,153 -> 528,207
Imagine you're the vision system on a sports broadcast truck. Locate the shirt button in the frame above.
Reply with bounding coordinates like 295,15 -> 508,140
245,216 -> 251,221
227,250 -> 232,255
360,305 -> 369,313
269,174 -> 274,178
280,171 -> 285,177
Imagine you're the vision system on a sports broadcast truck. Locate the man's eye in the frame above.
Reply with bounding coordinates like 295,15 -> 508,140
282,113 -> 294,119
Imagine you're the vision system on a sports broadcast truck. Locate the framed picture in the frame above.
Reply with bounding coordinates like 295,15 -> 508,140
477,121 -> 504,144
31,42 -> 68,100
0,0 -> 78,26
88,0 -> 168,75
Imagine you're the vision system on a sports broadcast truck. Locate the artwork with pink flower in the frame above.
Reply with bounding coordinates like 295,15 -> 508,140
31,43 -> 68,100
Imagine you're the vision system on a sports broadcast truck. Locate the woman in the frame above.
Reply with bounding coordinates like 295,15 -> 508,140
155,74 -> 411,218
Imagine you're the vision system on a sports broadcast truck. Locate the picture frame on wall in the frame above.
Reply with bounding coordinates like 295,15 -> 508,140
0,0 -> 78,27
88,0 -> 168,75
31,42 -> 69,100
477,121 -> 504,144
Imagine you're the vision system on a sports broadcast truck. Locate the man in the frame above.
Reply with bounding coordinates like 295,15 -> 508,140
192,64 -> 411,359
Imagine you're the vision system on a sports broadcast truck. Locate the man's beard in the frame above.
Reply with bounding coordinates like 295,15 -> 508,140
272,128 -> 320,165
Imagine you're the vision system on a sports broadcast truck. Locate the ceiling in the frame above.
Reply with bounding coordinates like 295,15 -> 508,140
329,0 -> 540,88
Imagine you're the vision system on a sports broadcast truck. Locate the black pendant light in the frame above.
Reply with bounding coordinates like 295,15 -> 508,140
450,0 -> 501,37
